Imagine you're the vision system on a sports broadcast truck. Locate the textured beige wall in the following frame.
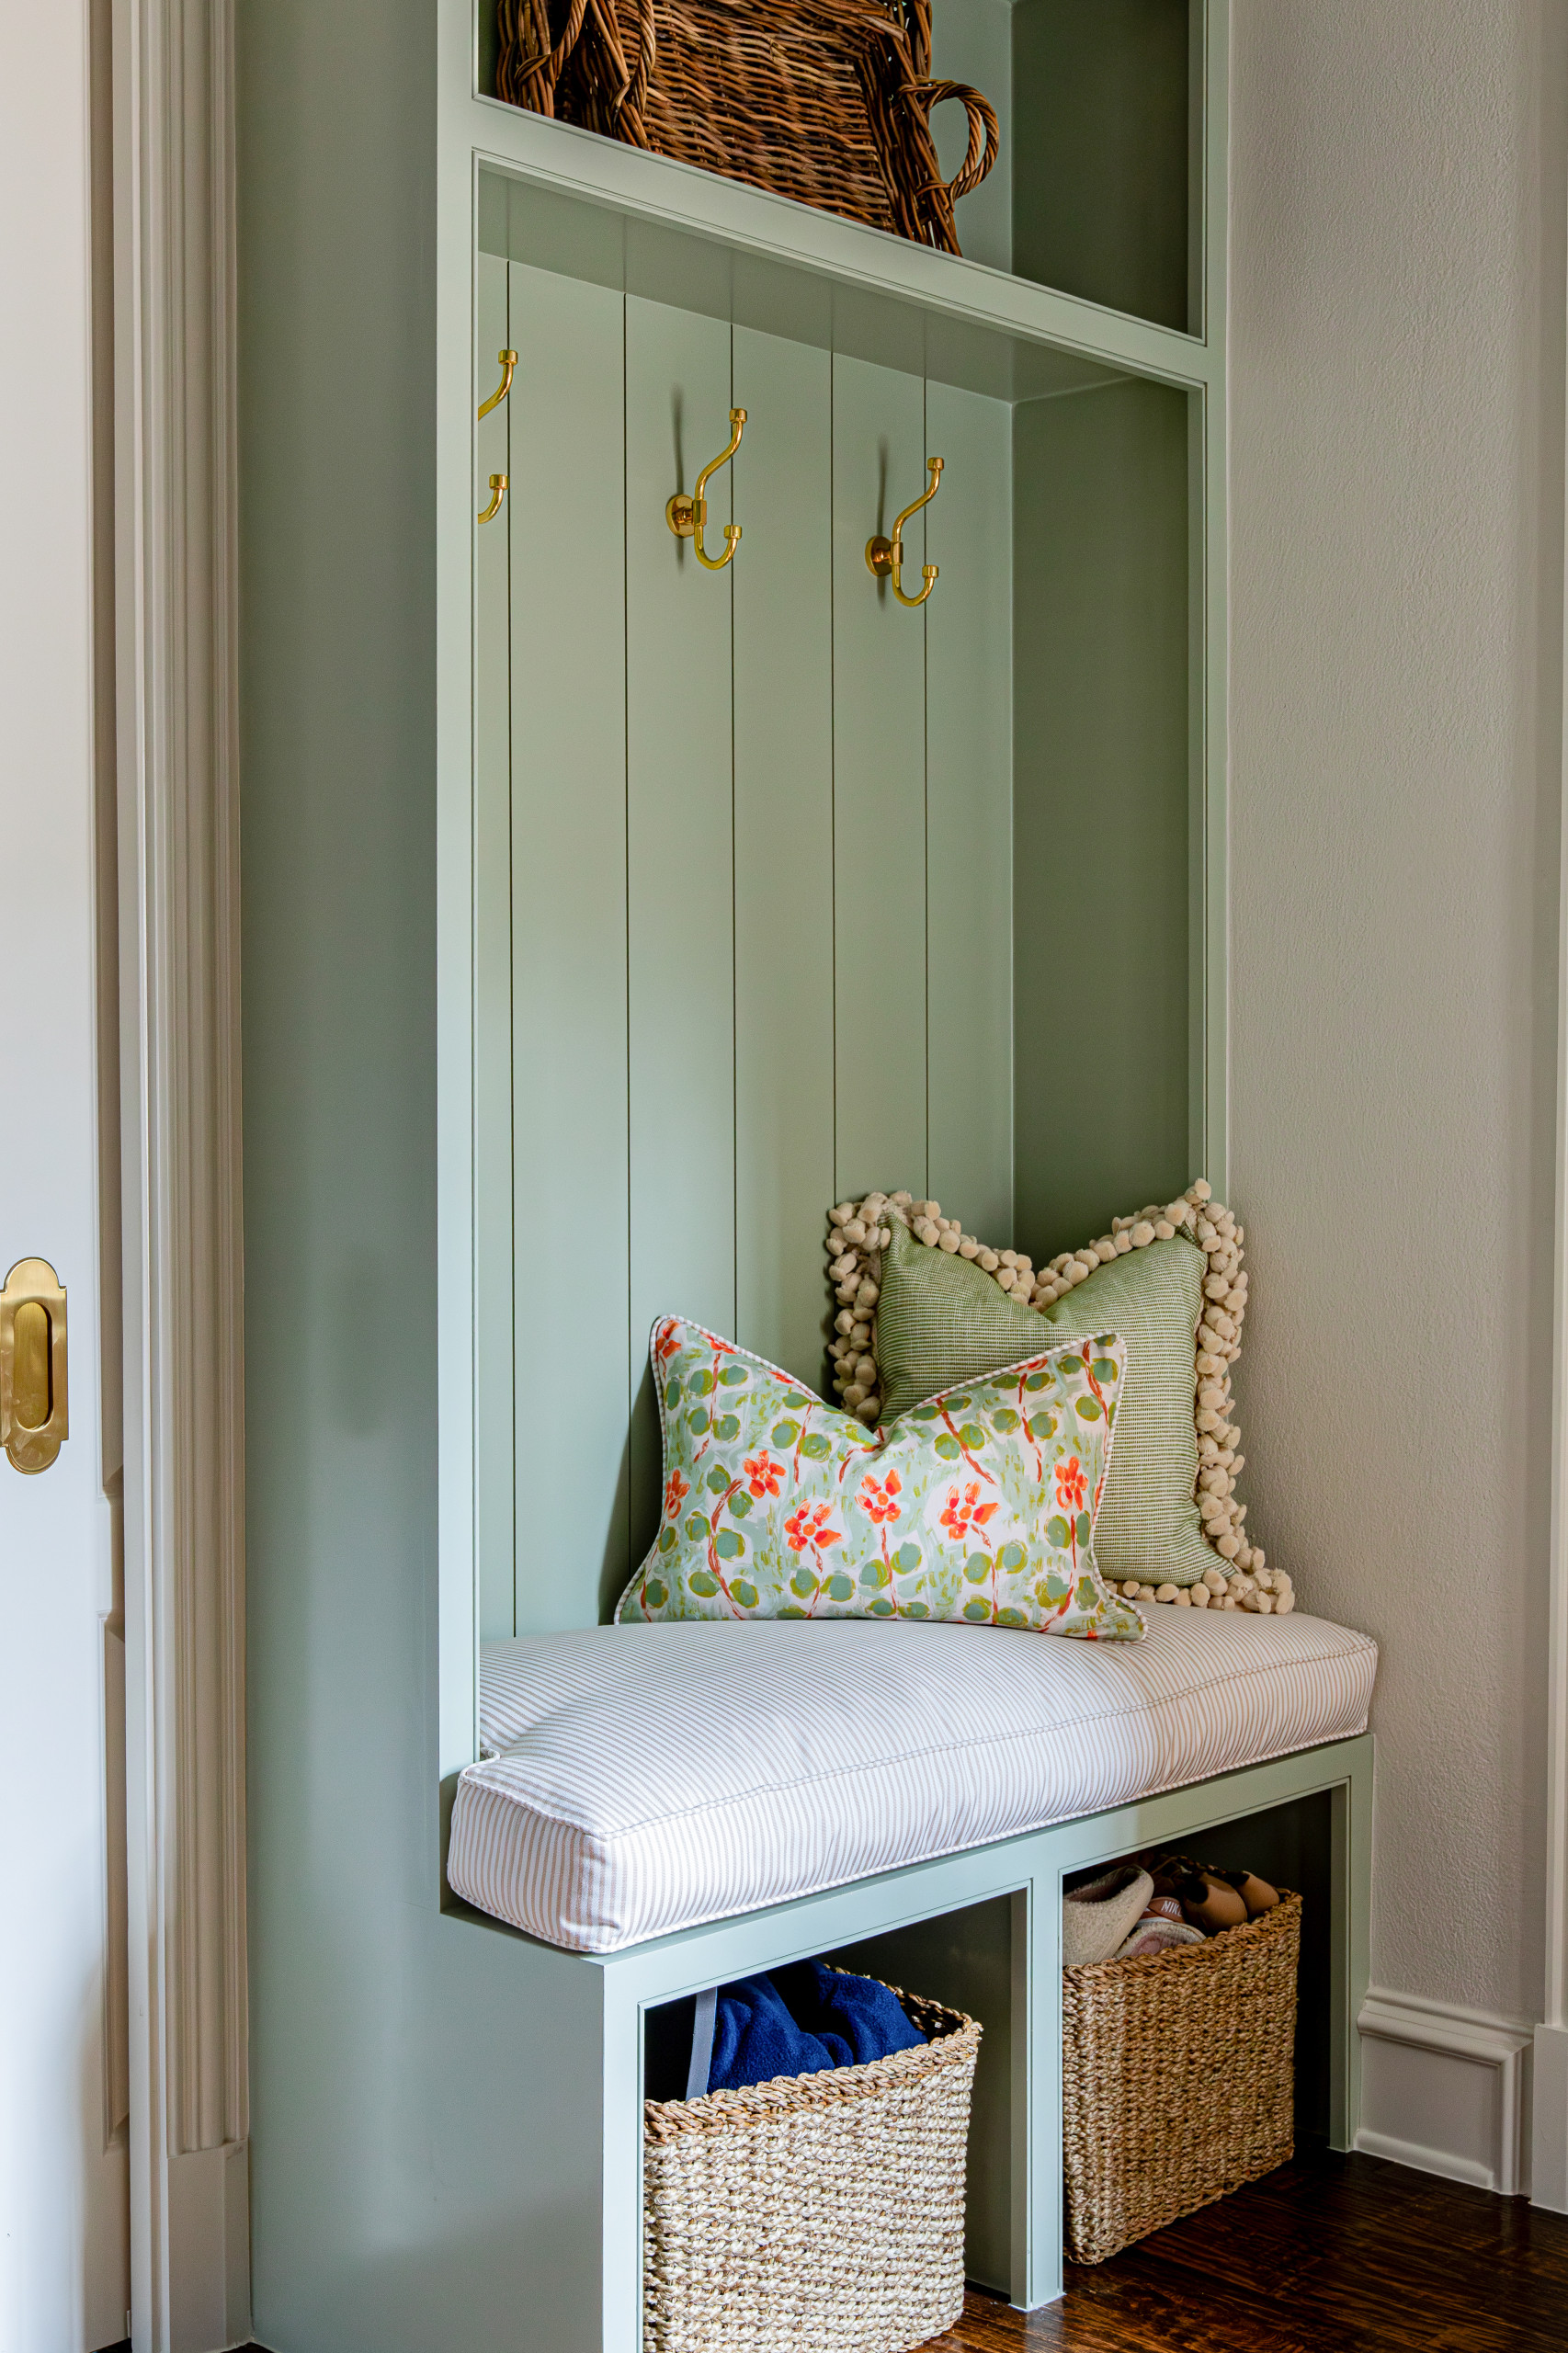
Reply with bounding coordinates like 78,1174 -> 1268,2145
1229,1 -> 1566,2020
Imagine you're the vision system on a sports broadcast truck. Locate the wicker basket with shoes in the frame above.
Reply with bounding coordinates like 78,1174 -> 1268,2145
1062,1891 -> 1302,2265
642,1979 -> 981,2353
495,0 -> 1000,257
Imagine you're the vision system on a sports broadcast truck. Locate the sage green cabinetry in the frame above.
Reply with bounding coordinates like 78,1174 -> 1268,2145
239,5 -> 1230,2345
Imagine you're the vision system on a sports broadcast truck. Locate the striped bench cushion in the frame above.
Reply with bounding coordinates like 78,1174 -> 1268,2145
449,1611 -> 1377,1954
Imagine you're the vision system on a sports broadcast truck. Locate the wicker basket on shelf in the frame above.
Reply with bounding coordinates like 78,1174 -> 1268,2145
1062,1891 -> 1301,2266
642,1981 -> 981,2353
495,0 -> 999,257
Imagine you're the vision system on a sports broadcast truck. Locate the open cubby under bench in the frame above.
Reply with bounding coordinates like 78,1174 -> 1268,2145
440,1611 -> 1374,2346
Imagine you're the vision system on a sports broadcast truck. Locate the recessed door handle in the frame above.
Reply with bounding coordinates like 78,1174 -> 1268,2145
1,1257 -> 67,1473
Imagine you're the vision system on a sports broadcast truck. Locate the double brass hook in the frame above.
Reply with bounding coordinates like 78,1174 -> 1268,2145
865,456 -> 944,607
666,409 -> 746,571
477,348 -> 517,526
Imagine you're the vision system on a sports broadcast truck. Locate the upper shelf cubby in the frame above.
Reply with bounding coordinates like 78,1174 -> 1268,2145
475,0 -> 1209,352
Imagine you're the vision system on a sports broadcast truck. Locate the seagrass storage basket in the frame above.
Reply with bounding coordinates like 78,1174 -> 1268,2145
642,1982 -> 981,2353
1062,1892 -> 1302,2266
495,0 -> 998,258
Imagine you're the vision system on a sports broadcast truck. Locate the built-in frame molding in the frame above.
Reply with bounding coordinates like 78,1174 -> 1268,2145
113,2 -> 250,2345
1537,184 -> 1568,2206
1533,140 -> 1568,2218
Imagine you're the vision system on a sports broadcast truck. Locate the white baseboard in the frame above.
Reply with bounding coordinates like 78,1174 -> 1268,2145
1357,1988 -> 1534,2197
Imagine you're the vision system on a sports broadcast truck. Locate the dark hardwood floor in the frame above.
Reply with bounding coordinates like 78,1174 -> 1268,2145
927,2152 -> 1568,2353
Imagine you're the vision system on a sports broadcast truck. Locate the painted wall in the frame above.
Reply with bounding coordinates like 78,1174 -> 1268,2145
1228,0 -> 1566,2080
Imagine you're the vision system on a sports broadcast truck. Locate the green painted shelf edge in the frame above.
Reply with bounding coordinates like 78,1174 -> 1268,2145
459,89 -> 1223,394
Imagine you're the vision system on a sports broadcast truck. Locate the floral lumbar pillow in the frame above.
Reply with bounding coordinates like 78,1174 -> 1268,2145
616,1316 -> 1143,1639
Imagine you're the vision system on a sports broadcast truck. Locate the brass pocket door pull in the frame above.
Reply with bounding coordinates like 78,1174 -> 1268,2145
0,1257 -> 67,1473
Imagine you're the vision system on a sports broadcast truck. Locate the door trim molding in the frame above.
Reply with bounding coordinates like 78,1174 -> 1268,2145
114,3 -> 249,2344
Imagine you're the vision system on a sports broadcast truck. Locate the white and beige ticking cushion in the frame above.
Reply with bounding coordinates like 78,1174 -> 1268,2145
449,1611 -> 1379,1952
615,1315 -> 1142,1640
824,1181 -> 1284,1613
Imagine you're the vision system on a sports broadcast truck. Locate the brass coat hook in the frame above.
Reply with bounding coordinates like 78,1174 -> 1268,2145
865,456 -> 944,607
665,408 -> 746,571
478,348 -> 517,421
478,473 -> 507,525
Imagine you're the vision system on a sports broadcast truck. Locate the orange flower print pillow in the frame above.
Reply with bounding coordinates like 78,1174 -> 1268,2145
616,1318 -> 1142,1640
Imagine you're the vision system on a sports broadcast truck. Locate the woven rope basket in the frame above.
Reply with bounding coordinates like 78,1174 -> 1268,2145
642,1982 -> 981,2353
1062,1892 -> 1302,2266
495,0 -> 999,258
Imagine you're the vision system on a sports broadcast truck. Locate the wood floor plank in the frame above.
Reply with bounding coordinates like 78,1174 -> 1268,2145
918,2154 -> 1568,2353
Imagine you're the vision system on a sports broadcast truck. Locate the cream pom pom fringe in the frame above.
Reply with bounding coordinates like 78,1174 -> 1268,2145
822,1181 -> 1293,1620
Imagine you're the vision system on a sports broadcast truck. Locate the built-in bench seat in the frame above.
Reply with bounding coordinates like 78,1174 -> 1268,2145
449,1613 -> 1377,1953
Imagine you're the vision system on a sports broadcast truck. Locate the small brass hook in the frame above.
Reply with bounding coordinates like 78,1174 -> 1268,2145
665,408 -> 746,572
478,473 -> 507,526
865,456 -> 944,608
478,349 -> 517,421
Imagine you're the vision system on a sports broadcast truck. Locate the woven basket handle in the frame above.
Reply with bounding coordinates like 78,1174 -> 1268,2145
607,0 -> 656,140
496,0 -> 585,112
497,0 -> 654,128
911,79 -> 1000,206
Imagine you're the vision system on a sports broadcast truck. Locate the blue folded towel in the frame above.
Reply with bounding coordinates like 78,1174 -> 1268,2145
701,1961 -> 926,2096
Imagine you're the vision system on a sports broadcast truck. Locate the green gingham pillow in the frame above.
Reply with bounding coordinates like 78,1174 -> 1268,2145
874,1220 -> 1213,1590
616,1316 -> 1143,1639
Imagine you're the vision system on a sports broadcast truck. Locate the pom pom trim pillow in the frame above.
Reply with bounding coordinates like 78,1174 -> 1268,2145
819,1181 -> 1293,1618
617,1317 -> 1143,1640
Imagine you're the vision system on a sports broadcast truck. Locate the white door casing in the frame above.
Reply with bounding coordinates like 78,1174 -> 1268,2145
114,1 -> 251,2347
0,5 -> 131,2346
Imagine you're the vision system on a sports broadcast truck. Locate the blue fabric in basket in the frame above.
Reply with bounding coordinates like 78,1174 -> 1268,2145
702,1961 -> 926,2096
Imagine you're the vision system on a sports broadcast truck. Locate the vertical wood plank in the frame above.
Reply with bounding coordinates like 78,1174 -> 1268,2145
508,262 -> 631,1631
626,301 -> 736,1573
731,327 -> 835,1389
1012,377 -> 1190,1263
474,252 -> 515,1637
926,381 -> 1014,1244
832,355 -> 928,1203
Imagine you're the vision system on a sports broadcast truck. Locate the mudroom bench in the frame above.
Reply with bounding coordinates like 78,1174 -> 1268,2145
441,1610 -> 1376,2344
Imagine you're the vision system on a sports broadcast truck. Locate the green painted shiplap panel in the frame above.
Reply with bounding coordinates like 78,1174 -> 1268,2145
832,354 -> 928,1205
626,301 -> 737,1581
731,327 -> 835,1390
1012,376 -> 1190,1265
475,255 -> 516,1637
506,262 -> 631,1632
925,381 -> 1014,1245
